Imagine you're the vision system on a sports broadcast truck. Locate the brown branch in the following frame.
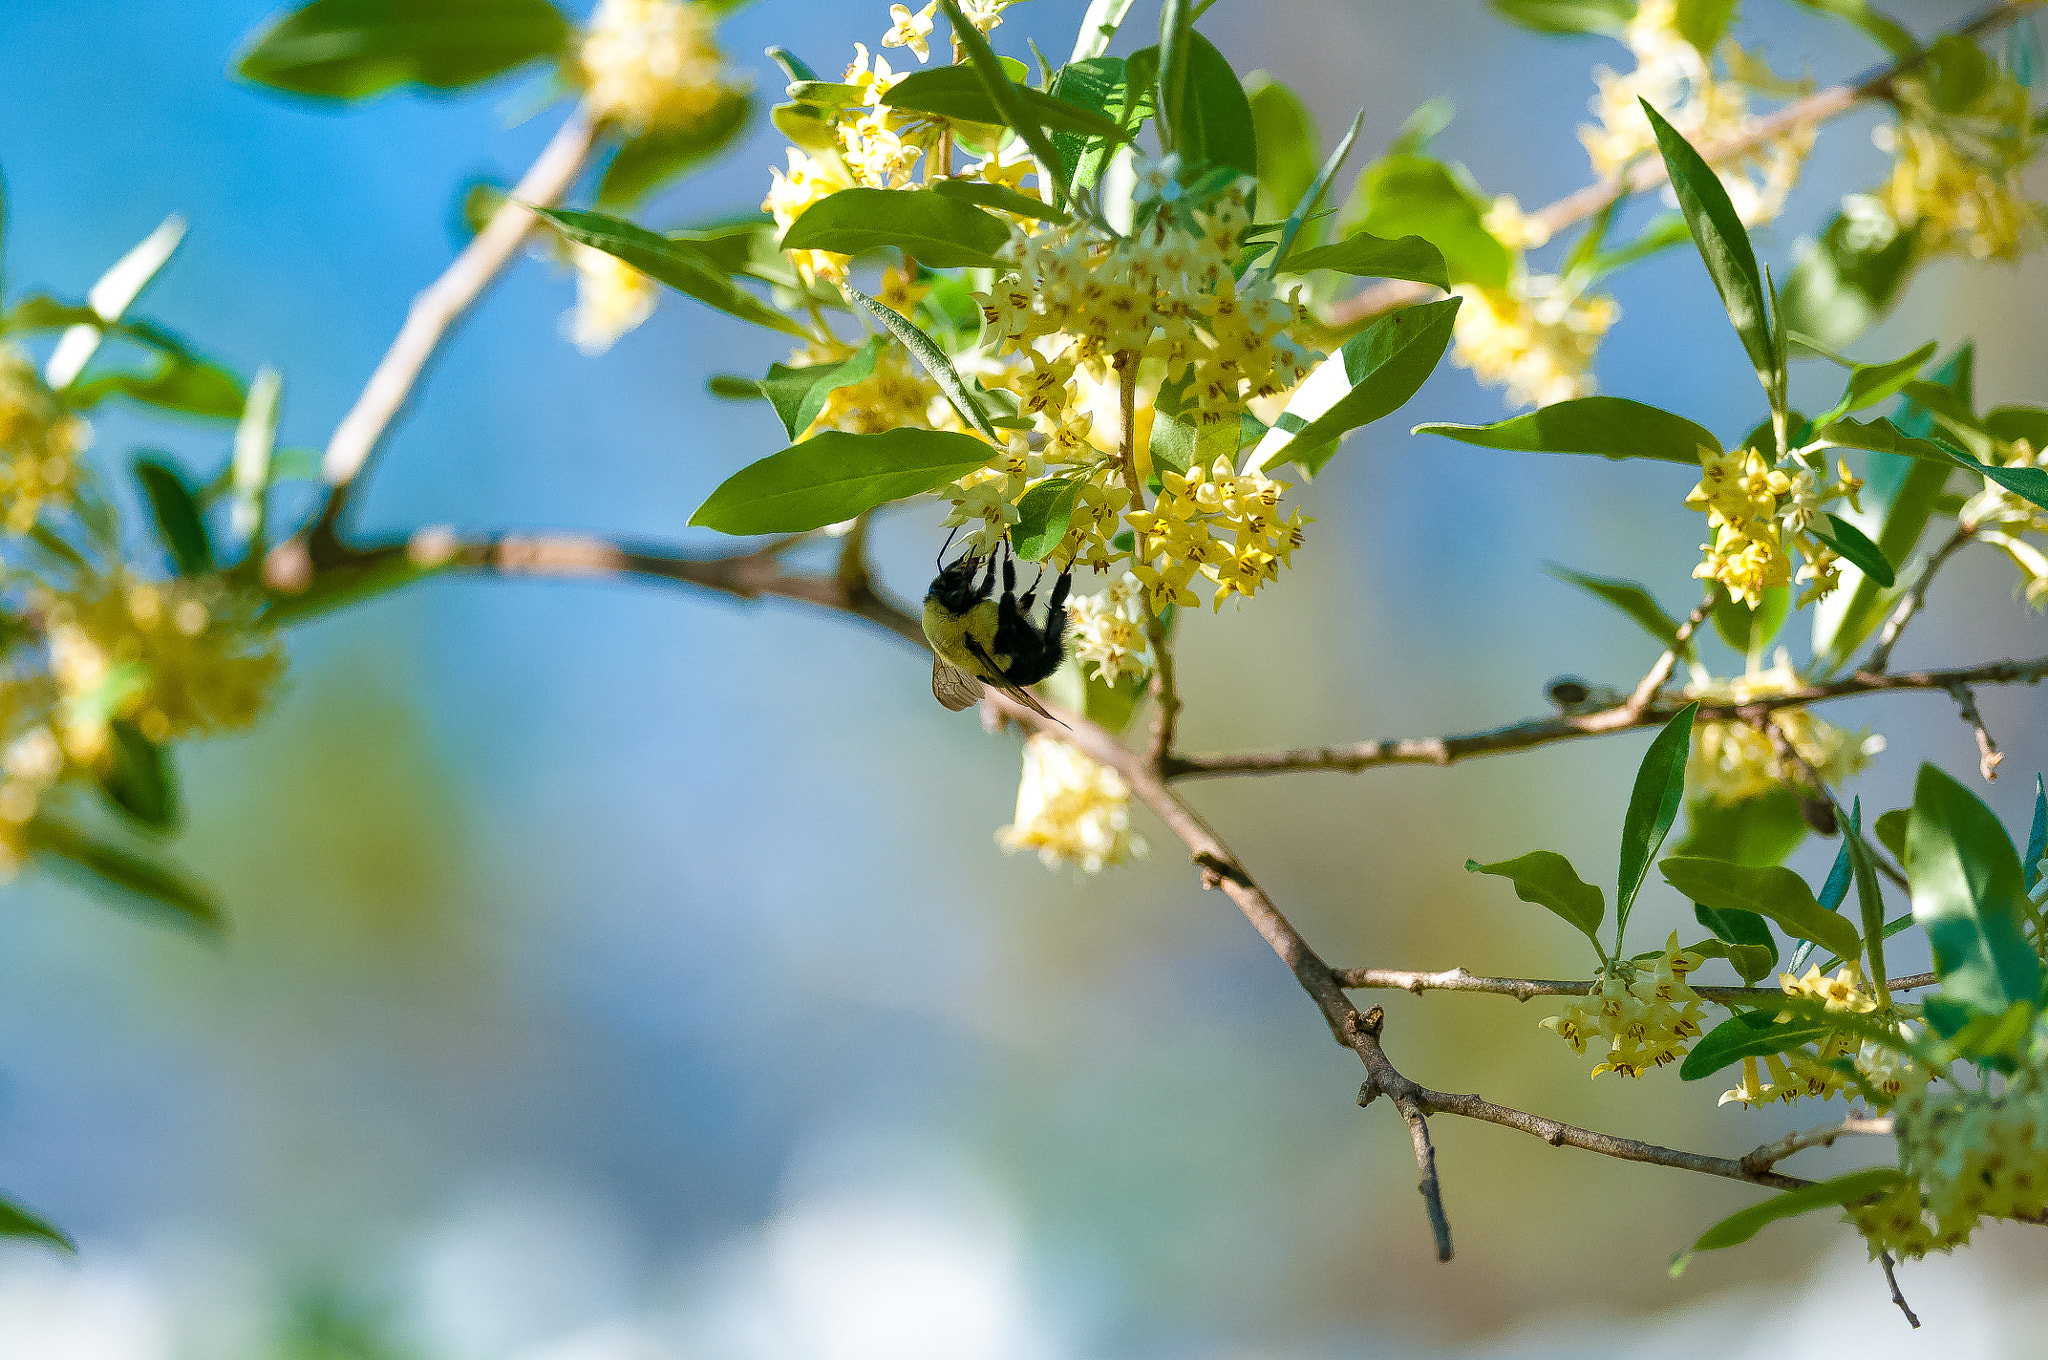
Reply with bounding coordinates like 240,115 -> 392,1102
1739,1114 -> 1894,1177
1325,2 -> 2042,327
1166,654 -> 2048,780
1627,590 -> 1716,715
1333,964 -> 1936,1002
1946,683 -> 2003,782
265,111 -> 602,590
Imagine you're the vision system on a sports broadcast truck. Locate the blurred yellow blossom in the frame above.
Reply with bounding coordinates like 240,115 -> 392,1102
997,733 -> 1147,873
1451,274 -> 1617,410
565,243 -> 657,355
579,0 -> 744,134
0,346 -> 90,535
1684,656 -> 1884,805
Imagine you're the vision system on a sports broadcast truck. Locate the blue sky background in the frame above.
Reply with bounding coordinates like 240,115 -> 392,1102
0,1 -> 2046,1356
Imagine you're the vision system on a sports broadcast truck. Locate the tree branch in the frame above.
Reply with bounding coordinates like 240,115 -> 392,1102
1739,1114 -> 1894,1176
1333,964 -> 1936,1003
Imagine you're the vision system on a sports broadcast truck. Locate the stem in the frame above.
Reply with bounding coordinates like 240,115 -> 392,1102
1332,964 -> 1935,1002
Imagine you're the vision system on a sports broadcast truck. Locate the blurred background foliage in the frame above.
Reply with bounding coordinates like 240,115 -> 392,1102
0,0 -> 2045,1355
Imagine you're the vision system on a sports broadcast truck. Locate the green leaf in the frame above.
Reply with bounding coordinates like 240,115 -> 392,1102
1277,231 -> 1447,289
1776,211 -> 1920,351
596,90 -> 754,208
758,336 -> 884,442
1618,702 -> 1699,940
1544,563 -> 1689,654
29,815 -> 221,931
1147,405 -> 1232,477
1985,405 -> 2048,450
535,207 -> 810,339
71,355 -> 244,420
1248,298 -> 1458,472
1466,850 -> 1606,947
1681,1010 -> 1831,1080
1012,478 -> 1080,561
1638,99 -> 1772,380
1923,34 -> 1995,115
689,428 -> 994,535
1674,789 -> 1808,868
1692,1169 -> 1908,1251
1908,763 -> 2042,1014
1818,416 -> 2048,513
1345,153 -> 1512,289
1659,856 -> 1861,959
781,188 -> 1010,270
234,0 -> 570,100
936,0 -> 1072,199
879,63 -> 1134,144
100,719 -> 178,833
1711,584 -> 1788,658
0,1195 -> 74,1253
1874,807 -> 1910,866
1783,0 -> 1917,59
928,178 -> 1070,224
1152,30 -> 1257,178
1488,0 -> 1636,35
1582,211 -> 1692,280
1841,808 -> 1892,996
1071,0 -> 1138,62
1415,396 -> 1720,466
1155,0 -> 1192,156
1693,900 -> 1780,982
1807,337 -> 1938,424
844,286 -> 998,441
1674,0 -> 1739,57
2026,774 -> 2045,894
1809,512 -> 1894,588
132,453 -> 215,576
1047,56 -> 1150,197
1246,74 -> 1320,237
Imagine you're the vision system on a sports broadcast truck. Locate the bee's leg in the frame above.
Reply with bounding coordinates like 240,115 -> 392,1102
972,553 -> 998,602
1018,562 -> 1047,613
1039,568 -> 1073,657
993,556 -> 1033,659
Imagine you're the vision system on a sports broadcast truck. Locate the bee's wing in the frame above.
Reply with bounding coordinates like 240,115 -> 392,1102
931,655 -> 986,712
963,638 -> 1066,727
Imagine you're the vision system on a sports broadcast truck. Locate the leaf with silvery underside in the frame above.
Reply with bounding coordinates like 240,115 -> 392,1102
844,287 -> 998,441
1659,856 -> 1860,960
1247,298 -> 1458,473
1416,395 -> 1720,465
1617,703 -> 1698,943
1908,763 -> 2042,1016
1639,99 -> 1773,381
234,0 -> 571,100
690,429 -> 995,536
1012,478 -> 1080,561
781,188 -> 1011,270
1544,563 -> 1689,654
1687,1169 -> 1908,1256
535,207 -> 810,339
1466,850 -> 1605,949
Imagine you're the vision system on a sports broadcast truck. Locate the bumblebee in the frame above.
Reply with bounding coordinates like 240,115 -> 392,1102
923,550 -> 1072,723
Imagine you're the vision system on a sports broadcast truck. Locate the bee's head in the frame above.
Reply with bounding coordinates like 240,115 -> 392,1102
928,553 -> 987,612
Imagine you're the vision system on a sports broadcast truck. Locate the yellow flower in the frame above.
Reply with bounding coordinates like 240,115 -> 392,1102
1541,933 -> 1706,1077
881,2 -> 936,62
997,733 -> 1147,873
0,346 -> 90,535
1450,275 -> 1617,410
763,148 -> 857,284
564,244 -> 657,355
1684,656 -> 1884,805
579,0 -> 744,135
1067,575 -> 1151,685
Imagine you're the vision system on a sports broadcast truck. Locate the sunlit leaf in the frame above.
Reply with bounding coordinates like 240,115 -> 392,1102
1488,0 -> 1636,35
1618,703 -> 1698,939
1639,99 -> 1772,380
535,207 -> 811,338
1467,850 -> 1605,947
1249,298 -> 1458,473
1276,231 -> 1447,289
596,90 -> 754,208
235,0 -> 571,100
1693,900 -> 1779,983
1908,763 -> 2042,1015
1659,856 -> 1860,959
690,429 -> 994,535
1416,395 -> 1719,465
758,336 -> 885,442
1544,563 -> 1689,653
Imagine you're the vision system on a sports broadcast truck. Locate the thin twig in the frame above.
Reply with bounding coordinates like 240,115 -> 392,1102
1946,682 -> 2003,782
1165,654 -> 2048,779
1739,1114 -> 1895,1176
1326,2 -> 2043,328
267,111 -> 601,588
1882,1251 -> 1923,1329
1863,524 -> 1975,675
1332,964 -> 1936,1002
1627,591 -> 1716,716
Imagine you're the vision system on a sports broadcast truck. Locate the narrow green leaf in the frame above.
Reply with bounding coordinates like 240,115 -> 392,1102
1618,702 -> 1699,939
1466,850 -> 1606,947
1585,210 -> 1693,278
1012,477 -> 1080,560
1674,789 -> 1808,868
937,0 -> 1071,199
1693,900 -> 1779,982
1155,0 -> 1191,155
765,46 -> 819,83
596,90 -> 754,208
1908,763 -> 2042,1014
1694,1169 -> 1908,1251
1487,0 -> 1636,35
879,64 -> 1134,143
1276,231 -> 1447,289
1874,807 -> 1910,866
535,207 -> 810,339
1840,805 -> 1891,996
1659,856 -> 1861,959
689,428 -> 994,535
1249,298 -> 1459,472
132,454 -> 215,577
29,815 -> 221,931
1783,0 -> 1917,59
844,286 -> 998,441
1818,416 -> 2048,512
928,178 -> 1070,223
0,1195 -> 74,1253
70,355 -> 245,420
1544,563 -> 1689,653
1639,99 -> 1772,380
100,719 -> 178,833
782,187 -> 1011,269
1681,1010 -> 1832,1080
1809,338 -> 1938,424
758,336 -> 884,441
2026,774 -> 2045,894
1809,512 -> 1894,587
233,0 -> 571,100
1071,0 -> 1138,62
1415,395 -> 1720,465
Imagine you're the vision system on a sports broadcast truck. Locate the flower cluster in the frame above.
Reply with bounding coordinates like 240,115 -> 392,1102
1684,657 -> 1885,805
1867,67 -> 2047,264
996,733 -> 1147,873
1540,934 -> 1707,1077
1717,963 -> 1916,1107
1961,436 -> 2048,608
0,346 -> 90,535
879,0 -> 1013,61
1852,1062 -> 2048,1259
1066,574 -> 1153,686
579,0 -> 745,135
1579,0 -> 1814,227
1450,273 -> 1618,410
1685,444 -> 1864,607
1125,456 -> 1307,613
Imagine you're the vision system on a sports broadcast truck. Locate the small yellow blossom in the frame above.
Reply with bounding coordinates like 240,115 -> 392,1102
881,2 -> 936,62
1067,575 -> 1151,685
1451,275 -> 1618,410
0,346 -> 90,535
564,244 -> 657,355
1684,656 -> 1884,805
1685,446 -> 1860,607
997,733 -> 1147,873
1540,933 -> 1706,1077
580,0 -> 744,135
